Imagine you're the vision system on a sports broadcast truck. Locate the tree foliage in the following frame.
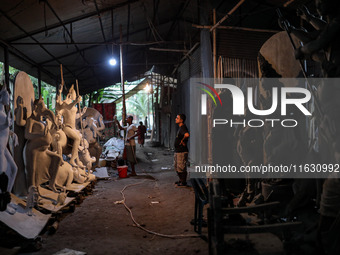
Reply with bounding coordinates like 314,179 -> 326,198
0,62 -> 56,110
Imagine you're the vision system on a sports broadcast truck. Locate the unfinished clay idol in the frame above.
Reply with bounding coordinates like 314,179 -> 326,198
13,71 -> 35,196
79,108 -> 105,169
78,133 -> 96,170
0,85 -> 18,196
56,85 -> 82,167
25,96 -> 65,192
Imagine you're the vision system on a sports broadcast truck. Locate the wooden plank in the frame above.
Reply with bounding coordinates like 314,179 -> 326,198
224,222 -> 302,234
66,181 -> 91,193
37,187 -> 75,213
0,194 -> 50,239
222,201 -> 280,214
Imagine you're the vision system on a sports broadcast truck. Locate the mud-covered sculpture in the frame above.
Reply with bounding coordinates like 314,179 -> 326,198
280,3 -> 340,77
14,96 -> 29,196
51,114 -> 95,184
25,96 -> 66,192
278,2 -> 340,253
56,84 -> 82,167
78,133 -> 96,170
13,71 -> 35,196
256,32 -> 310,212
0,85 -> 18,203
258,31 -> 309,158
303,2 -> 340,253
51,131 -> 86,184
78,108 -> 105,169
236,111 -> 264,206
26,185 -> 39,216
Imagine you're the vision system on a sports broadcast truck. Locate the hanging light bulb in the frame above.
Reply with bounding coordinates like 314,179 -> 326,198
144,83 -> 151,92
109,43 -> 117,66
109,58 -> 117,66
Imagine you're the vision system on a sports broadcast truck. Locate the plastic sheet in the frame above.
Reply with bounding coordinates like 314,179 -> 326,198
104,137 -> 124,149
103,137 -> 124,158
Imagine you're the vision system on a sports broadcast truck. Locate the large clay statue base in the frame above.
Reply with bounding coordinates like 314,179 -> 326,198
37,187 -> 75,213
0,194 -> 50,239
66,181 -> 92,193
34,181 -> 92,212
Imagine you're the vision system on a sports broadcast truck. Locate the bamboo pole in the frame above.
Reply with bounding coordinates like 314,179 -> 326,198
60,64 -> 64,86
171,42 -> 200,75
193,24 -> 279,33
56,64 -> 64,110
210,0 -> 246,32
149,47 -> 188,53
76,79 -> 86,154
120,24 -> 127,126
283,0 -> 296,7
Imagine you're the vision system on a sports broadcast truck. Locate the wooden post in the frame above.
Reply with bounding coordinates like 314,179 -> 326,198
210,0 -> 246,32
56,64 -> 64,109
120,24 -> 127,126
38,68 -> 42,97
156,79 -> 160,142
150,83 -> 154,142
60,64 -> 64,86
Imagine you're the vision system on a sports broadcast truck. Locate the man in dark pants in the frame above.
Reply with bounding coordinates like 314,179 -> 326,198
174,114 -> 190,186
115,115 -> 138,176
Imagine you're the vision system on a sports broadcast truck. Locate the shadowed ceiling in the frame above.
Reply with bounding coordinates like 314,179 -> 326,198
0,0 -> 311,94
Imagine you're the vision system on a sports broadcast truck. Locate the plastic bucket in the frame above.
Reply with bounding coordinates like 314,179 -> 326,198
117,165 -> 128,178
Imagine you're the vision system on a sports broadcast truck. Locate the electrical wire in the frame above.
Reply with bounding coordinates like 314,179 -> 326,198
115,180 -> 200,239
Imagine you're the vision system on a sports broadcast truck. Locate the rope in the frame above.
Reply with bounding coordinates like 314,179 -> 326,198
115,181 -> 200,239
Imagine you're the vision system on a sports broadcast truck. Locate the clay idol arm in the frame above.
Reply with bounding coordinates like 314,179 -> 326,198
24,118 -> 45,140
15,97 -> 27,126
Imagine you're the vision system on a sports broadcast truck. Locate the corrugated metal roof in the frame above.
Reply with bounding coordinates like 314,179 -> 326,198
0,0 -> 315,93
217,29 -> 275,60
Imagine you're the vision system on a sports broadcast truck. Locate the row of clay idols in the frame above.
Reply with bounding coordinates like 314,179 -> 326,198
14,85 -> 101,196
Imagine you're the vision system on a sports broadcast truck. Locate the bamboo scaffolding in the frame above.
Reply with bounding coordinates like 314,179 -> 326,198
193,24 -> 278,33
210,0 -> 246,32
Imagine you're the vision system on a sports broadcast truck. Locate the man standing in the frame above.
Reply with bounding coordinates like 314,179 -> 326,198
115,115 -> 138,176
137,121 -> 147,147
174,114 -> 190,186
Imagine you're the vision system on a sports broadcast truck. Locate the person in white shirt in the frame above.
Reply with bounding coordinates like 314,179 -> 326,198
115,115 -> 139,176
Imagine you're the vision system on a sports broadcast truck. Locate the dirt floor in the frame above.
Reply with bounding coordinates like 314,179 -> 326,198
2,141 -> 314,255
18,142 -> 209,255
